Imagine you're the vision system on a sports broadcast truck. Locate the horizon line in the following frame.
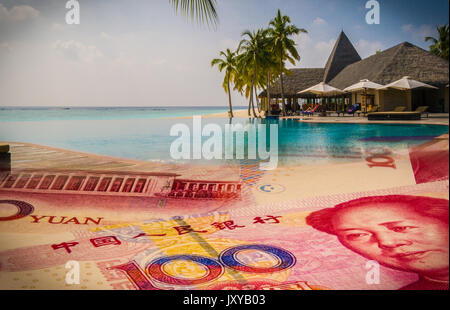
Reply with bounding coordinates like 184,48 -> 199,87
0,105 -> 249,109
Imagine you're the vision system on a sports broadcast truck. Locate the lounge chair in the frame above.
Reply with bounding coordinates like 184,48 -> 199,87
300,105 -> 312,115
368,105 -> 422,120
363,105 -> 379,116
294,109 -> 303,116
301,104 -> 319,116
346,104 -> 361,117
335,109 -> 345,117
414,106 -> 429,118
393,106 -> 407,112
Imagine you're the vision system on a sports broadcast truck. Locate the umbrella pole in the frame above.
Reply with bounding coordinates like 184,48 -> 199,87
363,89 -> 367,113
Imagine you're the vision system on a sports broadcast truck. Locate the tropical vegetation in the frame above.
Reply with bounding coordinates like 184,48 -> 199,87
211,10 -> 306,117
268,10 -> 307,115
425,24 -> 449,60
211,49 -> 238,118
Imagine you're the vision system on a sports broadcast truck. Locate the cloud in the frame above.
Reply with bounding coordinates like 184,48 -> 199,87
0,42 -> 11,55
401,24 -> 437,41
100,32 -> 114,40
51,23 -> 69,32
401,24 -> 413,33
151,58 -> 167,66
312,17 -> 327,26
219,38 -> 240,51
417,25 -> 436,39
0,4 -> 39,22
354,39 -> 384,58
52,40 -> 103,63
292,33 -> 385,68
294,33 -> 336,68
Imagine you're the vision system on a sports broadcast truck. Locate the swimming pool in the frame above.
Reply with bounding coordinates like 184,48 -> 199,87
0,116 -> 447,166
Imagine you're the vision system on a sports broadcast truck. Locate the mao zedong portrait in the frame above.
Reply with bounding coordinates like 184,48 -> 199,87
306,195 -> 449,290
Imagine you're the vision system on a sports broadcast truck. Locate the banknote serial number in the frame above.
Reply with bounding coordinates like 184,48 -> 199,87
183,294 -> 266,307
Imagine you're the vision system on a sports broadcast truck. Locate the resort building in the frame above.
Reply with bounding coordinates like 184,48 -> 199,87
261,31 -> 449,113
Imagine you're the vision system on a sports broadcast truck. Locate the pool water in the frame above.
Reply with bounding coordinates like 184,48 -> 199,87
0,115 -> 447,166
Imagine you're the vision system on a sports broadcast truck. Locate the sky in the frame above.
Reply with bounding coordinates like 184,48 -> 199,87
0,0 -> 448,107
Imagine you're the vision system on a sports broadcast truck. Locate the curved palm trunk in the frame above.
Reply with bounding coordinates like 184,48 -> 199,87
254,87 -> 260,117
256,89 -> 262,113
266,72 -> 271,116
247,88 -> 252,117
251,62 -> 258,118
227,77 -> 234,118
249,84 -> 257,118
280,47 -> 287,116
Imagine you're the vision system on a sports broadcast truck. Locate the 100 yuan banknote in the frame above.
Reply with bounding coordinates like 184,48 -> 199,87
1,180 -> 447,290
0,166 -> 255,235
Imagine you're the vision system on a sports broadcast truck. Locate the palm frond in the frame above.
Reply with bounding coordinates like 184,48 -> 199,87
425,36 -> 438,44
170,0 -> 219,28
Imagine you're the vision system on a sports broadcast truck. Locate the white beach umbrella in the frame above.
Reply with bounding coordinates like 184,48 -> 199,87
379,76 -> 439,90
298,82 -> 344,96
343,79 -> 384,92
298,82 -> 344,109
344,79 -> 384,112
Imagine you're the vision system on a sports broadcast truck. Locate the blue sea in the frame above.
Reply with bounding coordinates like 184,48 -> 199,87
0,106 -> 237,122
0,106 -> 448,166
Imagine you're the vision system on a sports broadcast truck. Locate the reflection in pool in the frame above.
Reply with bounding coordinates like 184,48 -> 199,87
0,117 -> 448,166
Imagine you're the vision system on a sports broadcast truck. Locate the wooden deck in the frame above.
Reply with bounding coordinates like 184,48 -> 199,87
0,141 -> 241,182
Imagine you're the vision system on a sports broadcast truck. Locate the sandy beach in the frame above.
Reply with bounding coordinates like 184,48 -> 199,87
170,108 -> 255,119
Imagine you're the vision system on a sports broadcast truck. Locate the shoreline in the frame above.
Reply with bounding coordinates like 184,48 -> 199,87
168,108 -> 254,119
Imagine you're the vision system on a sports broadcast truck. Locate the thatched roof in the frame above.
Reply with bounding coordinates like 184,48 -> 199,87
260,68 -> 324,97
260,32 -> 449,98
329,42 -> 450,89
323,31 -> 361,83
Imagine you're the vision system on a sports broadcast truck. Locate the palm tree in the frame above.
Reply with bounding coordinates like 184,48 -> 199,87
211,49 -> 238,118
233,63 -> 254,115
237,29 -> 271,117
170,0 -> 219,28
254,54 -> 277,115
425,25 -> 449,60
234,56 -> 255,117
268,10 -> 307,115
259,42 -> 280,115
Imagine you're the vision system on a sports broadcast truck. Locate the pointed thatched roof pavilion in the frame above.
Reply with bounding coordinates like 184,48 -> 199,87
261,31 -> 449,113
323,31 -> 362,83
